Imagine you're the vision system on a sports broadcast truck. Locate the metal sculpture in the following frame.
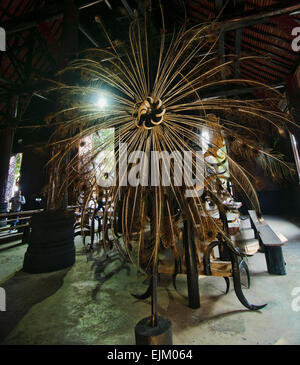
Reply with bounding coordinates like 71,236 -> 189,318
41,8 -> 297,343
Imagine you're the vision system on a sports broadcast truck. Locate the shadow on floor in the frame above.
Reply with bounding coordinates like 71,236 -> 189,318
281,216 -> 300,227
86,249 -> 131,301
245,270 -> 270,277
0,268 -> 70,343
156,288 -> 253,334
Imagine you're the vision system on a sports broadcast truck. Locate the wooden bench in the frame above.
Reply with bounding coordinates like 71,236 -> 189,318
248,210 -> 287,275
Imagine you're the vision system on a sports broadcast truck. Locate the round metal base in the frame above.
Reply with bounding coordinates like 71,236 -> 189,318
135,316 -> 173,345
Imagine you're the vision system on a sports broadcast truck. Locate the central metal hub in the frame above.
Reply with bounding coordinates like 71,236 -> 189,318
134,97 -> 166,129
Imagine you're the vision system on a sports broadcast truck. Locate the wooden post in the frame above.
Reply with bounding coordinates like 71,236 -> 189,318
0,96 -> 18,226
47,0 -> 79,210
0,128 -> 15,203
264,246 -> 286,275
183,219 -> 200,309
0,128 -> 15,226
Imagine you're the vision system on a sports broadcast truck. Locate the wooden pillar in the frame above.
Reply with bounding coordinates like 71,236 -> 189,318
60,0 -> 79,66
264,245 -> 286,275
286,70 -> 300,142
19,147 -> 50,210
47,0 -> 79,210
0,95 -> 18,224
0,128 -> 15,223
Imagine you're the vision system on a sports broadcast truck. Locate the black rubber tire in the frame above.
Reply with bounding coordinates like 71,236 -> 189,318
29,210 -> 75,244
23,245 -> 75,274
29,226 -> 74,244
23,210 -> 76,274
26,239 -> 74,253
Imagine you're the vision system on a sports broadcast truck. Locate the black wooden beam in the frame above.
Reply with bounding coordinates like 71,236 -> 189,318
247,25 -> 292,49
215,0 -> 223,16
5,48 -> 25,83
219,1 -> 300,32
234,28 -> 243,78
0,0 -> 14,19
78,0 -> 106,10
59,0 -> 79,66
5,0 -> 300,37
35,27 -> 58,72
24,31 -> 35,82
226,36 -> 295,67
78,24 -> 100,47
200,81 -> 285,99
244,29 -> 296,57
4,0 -> 106,35
240,63 -> 276,82
219,31 -> 226,79
215,1 -> 225,79
233,0 -> 244,78
121,0 -> 135,19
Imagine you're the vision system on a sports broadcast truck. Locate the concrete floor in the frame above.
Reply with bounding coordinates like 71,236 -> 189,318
0,216 -> 300,345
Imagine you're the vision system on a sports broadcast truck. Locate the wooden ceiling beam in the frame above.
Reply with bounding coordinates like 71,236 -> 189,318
4,1 -> 106,35
219,1 -> 300,32
120,0 -> 135,19
226,33 -> 295,66
215,1 -> 225,79
240,62 -> 276,82
200,80 -> 285,99
244,27 -> 296,55
78,24 -> 100,47
234,0 -> 244,78
234,28 -> 243,78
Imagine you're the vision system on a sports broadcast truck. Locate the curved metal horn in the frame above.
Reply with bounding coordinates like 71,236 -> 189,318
203,241 -> 220,275
230,253 -> 267,310
239,259 -> 251,289
172,258 -> 182,291
224,277 -> 230,294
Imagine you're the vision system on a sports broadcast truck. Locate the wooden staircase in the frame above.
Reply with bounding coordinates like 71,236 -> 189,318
229,214 -> 260,256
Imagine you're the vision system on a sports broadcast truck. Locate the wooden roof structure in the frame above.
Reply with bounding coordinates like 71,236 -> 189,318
0,0 -> 300,144
187,0 -> 300,85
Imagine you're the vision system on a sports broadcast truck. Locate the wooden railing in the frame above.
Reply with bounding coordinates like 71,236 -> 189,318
0,209 -> 43,248
0,206 -> 78,250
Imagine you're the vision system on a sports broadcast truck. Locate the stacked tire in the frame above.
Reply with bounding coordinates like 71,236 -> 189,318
23,209 -> 76,273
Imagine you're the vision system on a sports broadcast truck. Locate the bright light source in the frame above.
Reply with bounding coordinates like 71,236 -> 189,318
96,96 -> 107,109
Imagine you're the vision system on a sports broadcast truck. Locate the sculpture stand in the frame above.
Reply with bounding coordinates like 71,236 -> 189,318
135,258 -> 173,345
135,316 -> 172,345
183,219 -> 200,309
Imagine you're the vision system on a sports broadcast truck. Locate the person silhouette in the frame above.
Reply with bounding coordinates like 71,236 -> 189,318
9,190 -> 26,230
